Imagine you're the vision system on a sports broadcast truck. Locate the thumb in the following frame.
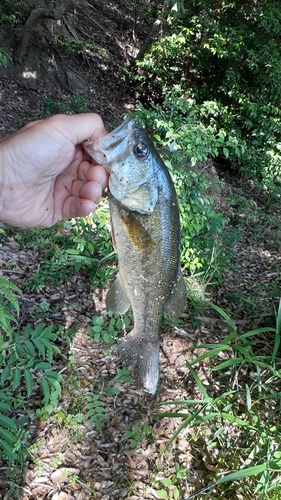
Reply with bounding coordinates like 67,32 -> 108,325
52,113 -> 108,145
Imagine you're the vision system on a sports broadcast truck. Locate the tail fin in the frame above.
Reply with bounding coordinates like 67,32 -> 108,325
115,330 -> 159,394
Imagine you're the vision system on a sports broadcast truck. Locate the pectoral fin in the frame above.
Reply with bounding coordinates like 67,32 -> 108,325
164,268 -> 187,320
106,273 -> 131,314
121,211 -> 155,252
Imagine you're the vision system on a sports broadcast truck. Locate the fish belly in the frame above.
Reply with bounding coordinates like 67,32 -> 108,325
108,191 -> 179,393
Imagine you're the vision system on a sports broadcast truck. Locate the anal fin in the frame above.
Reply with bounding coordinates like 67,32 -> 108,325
164,267 -> 187,320
106,273 -> 131,314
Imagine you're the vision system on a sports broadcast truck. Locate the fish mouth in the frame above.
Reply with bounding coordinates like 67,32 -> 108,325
83,117 -> 134,172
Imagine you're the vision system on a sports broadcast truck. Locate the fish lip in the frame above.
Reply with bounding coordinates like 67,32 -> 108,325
83,117 -> 135,172
98,117 -> 134,149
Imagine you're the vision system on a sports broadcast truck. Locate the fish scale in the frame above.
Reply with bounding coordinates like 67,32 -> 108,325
83,118 -> 187,393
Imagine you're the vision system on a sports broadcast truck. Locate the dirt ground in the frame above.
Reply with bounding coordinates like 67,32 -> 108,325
1,1 -> 281,499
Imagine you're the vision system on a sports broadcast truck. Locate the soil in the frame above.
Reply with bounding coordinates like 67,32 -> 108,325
1,1 -> 281,499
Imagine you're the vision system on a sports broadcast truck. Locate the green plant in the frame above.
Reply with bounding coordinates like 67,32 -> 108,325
40,93 -> 88,118
53,35 -> 105,58
0,0 -> 28,33
132,0 -> 281,188
124,422 -> 155,450
113,366 -> 133,383
153,301 -> 281,498
89,311 -> 133,345
0,276 -> 64,466
85,394 -> 106,433
0,47 -> 12,67
50,452 -> 65,468
0,277 -> 20,338
25,250 -> 71,292
18,208 -> 115,292
153,462 -> 187,500
134,107 -> 234,275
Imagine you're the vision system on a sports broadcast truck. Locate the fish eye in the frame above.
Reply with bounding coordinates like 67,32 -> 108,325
134,142 -> 148,159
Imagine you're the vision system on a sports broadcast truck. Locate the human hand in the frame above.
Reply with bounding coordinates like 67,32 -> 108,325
0,113 -> 108,227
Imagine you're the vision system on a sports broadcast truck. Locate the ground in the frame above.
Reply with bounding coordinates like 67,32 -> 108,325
1,1 -> 281,499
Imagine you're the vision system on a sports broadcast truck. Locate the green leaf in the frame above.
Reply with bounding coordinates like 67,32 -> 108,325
13,367 -> 21,390
24,369 -> 33,397
103,387 -> 119,395
165,129 -> 174,138
221,412 -> 256,430
0,277 -> 21,316
75,261 -> 82,272
0,414 -> 17,431
15,342 -> 24,358
33,338 -> 46,358
23,324 -> 31,340
173,487 -> 180,500
32,324 -> 46,339
217,463 -> 267,484
44,371 -> 63,381
0,438 -> 15,458
1,365 -> 11,385
155,489 -> 168,499
43,332 -> 57,340
213,357 -> 244,370
87,408 -> 98,417
65,248 -> 80,255
0,426 -> 17,445
24,339 -> 36,358
0,402 -> 10,412
191,346 -> 230,365
34,361 -> 52,370
210,303 -> 237,333
160,478 -> 172,487
46,378 -> 61,397
186,362 -> 210,400
41,377 -> 50,404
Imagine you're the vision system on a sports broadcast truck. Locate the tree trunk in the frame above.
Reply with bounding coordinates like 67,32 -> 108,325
136,0 -> 171,60
16,0 -> 72,62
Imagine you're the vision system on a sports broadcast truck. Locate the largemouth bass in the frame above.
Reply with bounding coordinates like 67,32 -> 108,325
83,118 -> 186,394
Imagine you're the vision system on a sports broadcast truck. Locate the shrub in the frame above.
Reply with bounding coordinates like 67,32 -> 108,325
132,0 -> 281,186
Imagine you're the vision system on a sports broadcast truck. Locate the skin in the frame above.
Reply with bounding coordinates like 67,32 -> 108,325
0,113 -> 108,227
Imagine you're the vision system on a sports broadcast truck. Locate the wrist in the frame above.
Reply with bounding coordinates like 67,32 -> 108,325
0,141 -> 6,220
0,138 -> 17,225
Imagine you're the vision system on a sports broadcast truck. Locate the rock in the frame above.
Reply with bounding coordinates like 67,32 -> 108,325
51,492 -> 70,500
50,468 -> 80,484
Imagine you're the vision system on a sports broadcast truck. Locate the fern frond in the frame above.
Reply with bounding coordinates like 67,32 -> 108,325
0,277 -> 21,316
0,303 -> 15,338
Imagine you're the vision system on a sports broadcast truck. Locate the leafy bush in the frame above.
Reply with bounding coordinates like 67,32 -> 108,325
134,105 -> 237,275
53,35 -> 105,58
0,0 -> 28,34
12,206 -> 115,292
40,93 -> 88,118
132,0 -> 281,186
0,277 -> 65,467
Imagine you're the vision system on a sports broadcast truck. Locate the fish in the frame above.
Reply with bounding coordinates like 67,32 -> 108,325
83,117 -> 186,394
